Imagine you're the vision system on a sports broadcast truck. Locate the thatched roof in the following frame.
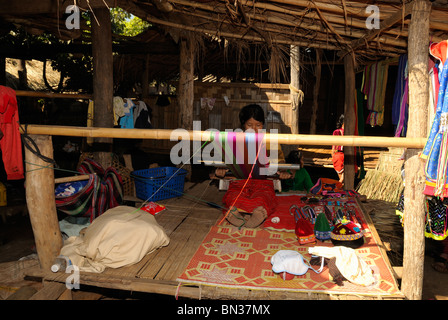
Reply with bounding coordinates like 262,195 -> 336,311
1,0 -> 448,82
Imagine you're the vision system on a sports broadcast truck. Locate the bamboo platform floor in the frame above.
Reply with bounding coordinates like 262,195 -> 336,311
14,179 -> 409,300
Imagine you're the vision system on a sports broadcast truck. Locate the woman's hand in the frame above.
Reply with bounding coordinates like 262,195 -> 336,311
215,168 -> 229,178
277,170 -> 293,180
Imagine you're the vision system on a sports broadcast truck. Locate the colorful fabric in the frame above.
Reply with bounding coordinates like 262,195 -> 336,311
222,179 -> 277,216
310,178 -> 344,195
56,158 -> 124,222
332,128 -> 344,152
0,86 -> 24,180
362,60 -> 389,126
332,152 -> 344,174
422,41 -> 448,198
425,196 -> 448,240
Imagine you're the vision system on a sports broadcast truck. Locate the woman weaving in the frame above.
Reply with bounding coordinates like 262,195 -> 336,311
215,104 -> 292,228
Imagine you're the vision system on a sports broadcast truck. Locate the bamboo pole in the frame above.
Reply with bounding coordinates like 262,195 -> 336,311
19,124 -> 426,148
15,90 -> 92,99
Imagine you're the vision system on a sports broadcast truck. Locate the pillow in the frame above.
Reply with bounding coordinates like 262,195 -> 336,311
60,206 -> 170,273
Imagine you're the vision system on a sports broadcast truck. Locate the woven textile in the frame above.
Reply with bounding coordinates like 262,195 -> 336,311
177,224 -> 400,296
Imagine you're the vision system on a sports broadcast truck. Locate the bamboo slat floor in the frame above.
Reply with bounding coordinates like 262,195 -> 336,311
22,180 -> 405,300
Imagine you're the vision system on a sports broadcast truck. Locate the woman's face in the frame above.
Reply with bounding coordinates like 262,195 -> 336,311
244,117 -> 264,132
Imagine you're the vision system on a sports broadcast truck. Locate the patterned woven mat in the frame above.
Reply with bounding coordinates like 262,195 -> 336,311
177,197 -> 401,297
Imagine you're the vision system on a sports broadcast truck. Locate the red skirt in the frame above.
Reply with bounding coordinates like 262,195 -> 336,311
222,179 -> 277,216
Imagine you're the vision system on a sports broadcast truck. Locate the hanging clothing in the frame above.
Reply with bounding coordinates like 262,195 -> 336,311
134,100 -> 152,129
0,86 -> 24,180
392,54 -> 409,137
86,99 -> 94,146
422,40 -> 448,198
362,60 -> 389,126
118,98 -> 135,129
113,96 -> 125,126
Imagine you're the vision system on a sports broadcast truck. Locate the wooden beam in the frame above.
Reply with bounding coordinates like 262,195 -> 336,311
24,135 -> 62,272
401,0 -> 431,301
0,0 -> 56,14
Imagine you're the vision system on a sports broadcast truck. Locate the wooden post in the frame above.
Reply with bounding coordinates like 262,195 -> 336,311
310,49 -> 322,134
178,36 -> 195,130
343,53 -> 356,190
289,45 -> 301,155
91,6 -> 114,168
178,35 -> 195,179
24,135 -> 62,272
401,0 -> 430,300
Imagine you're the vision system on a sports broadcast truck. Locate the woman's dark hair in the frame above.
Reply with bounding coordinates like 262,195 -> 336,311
336,114 -> 344,129
239,104 -> 265,128
286,150 -> 303,164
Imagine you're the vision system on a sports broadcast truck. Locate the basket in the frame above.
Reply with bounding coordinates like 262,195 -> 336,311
132,167 -> 187,201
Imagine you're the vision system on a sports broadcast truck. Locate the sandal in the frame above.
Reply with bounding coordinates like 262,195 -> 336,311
432,261 -> 448,274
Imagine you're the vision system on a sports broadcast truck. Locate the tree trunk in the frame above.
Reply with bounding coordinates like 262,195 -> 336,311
343,54 -> 356,190
24,135 -> 62,271
91,7 -> 114,168
401,0 -> 431,300
18,59 -> 27,89
178,36 -> 195,179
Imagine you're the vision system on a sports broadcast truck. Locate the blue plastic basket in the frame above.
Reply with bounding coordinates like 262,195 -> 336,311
132,167 -> 187,201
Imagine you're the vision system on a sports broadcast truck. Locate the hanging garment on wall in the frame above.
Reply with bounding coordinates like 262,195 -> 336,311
362,60 -> 389,126
422,40 -> 448,198
0,86 -> 24,180
392,54 -> 409,137
86,100 -> 94,146
134,100 -> 152,129
118,98 -> 135,129
113,96 -> 125,126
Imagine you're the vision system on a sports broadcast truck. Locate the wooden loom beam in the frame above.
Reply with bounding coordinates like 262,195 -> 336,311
20,124 -> 426,149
